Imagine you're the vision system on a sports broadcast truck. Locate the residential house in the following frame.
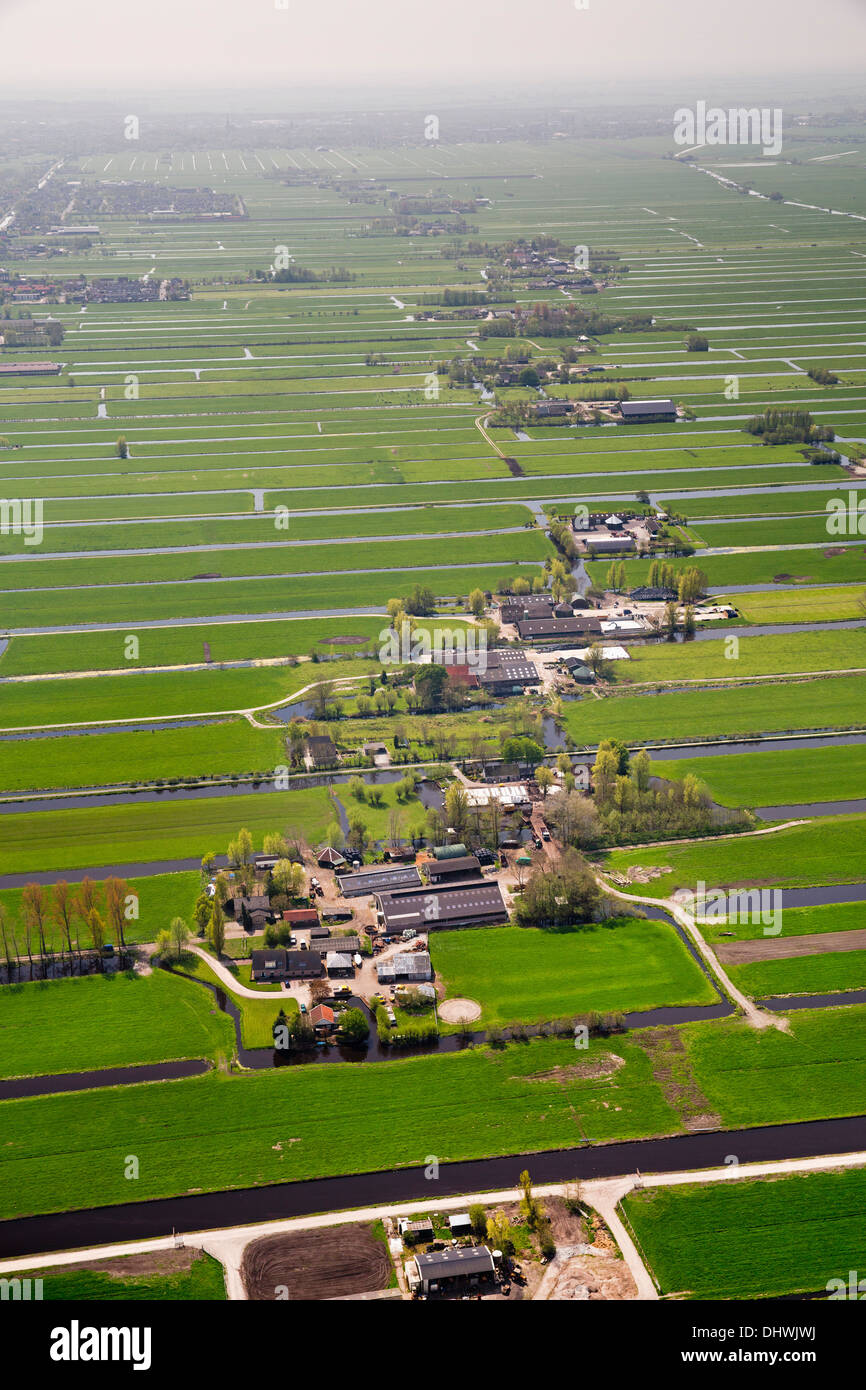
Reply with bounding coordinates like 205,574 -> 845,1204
250,948 -> 324,982
304,735 -> 338,770
309,1004 -> 336,1034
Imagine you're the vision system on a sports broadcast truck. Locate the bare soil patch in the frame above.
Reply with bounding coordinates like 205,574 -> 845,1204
319,635 -> 368,646
439,996 -> 482,1023
638,1027 -> 721,1132
35,1248 -> 201,1280
528,1054 -> 626,1084
717,927 -> 866,964
241,1223 -> 390,1301
610,865 -> 670,886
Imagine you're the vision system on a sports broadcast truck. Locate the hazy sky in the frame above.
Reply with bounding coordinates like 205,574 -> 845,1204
1,0 -> 864,97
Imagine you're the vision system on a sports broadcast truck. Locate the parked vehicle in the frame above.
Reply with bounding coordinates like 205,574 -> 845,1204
541,829 -> 551,841
300,1002 -> 307,1014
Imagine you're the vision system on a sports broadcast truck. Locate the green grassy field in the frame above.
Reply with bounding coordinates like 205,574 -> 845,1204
731,949 -> 866,999
0,872 -> 200,951
603,815 -> 866,897
587,547 -> 866,591
0,1034 -> 678,1220
0,787 -> 335,875
0,970 -> 233,1078
0,719 -> 287,792
613,630 -> 866,686
175,954 -> 297,1050
0,658 -> 379,729
431,918 -> 717,1029
702,900 -> 866,945
651,743 -> 866,809
682,1005 -> 866,1128
733,586 -> 866,624
621,1167 -> 866,1299
3,1002 -> 866,1222
13,1250 -> 226,1301
561,673 -> 866,746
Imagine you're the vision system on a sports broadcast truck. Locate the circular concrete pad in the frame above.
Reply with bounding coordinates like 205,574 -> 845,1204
439,997 -> 482,1023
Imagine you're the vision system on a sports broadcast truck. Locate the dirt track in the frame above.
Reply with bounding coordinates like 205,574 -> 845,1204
716,927 -> 866,964
241,1223 -> 390,1300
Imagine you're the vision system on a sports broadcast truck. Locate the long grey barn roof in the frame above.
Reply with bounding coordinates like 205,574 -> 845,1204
377,882 -> 507,929
416,1247 -> 495,1279
337,866 -> 422,897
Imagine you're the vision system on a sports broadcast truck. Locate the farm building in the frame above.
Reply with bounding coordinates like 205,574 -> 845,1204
629,585 -> 678,602
337,865 -> 422,898
317,846 -> 346,869
619,399 -> 677,423
232,895 -> 272,930
449,1213 -> 473,1234
413,1246 -> 496,1294
476,655 -> 540,695
0,360 -> 62,376
376,952 -> 433,984
376,882 -> 508,933
465,783 -> 530,808
425,856 -> 482,885
282,908 -> 319,928
481,761 -> 522,783
250,949 -> 324,982
563,657 -> 596,683
308,935 -> 361,956
398,1217 -> 434,1244
304,736 -> 338,770
362,741 -> 391,766
585,534 -> 636,554
499,595 -> 557,624
325,952 -> 354,977
516,616 -> 602,642
431,843 -> 469,859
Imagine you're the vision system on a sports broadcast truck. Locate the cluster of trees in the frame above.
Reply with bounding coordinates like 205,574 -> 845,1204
807,366 -> 839,385
511,574 -> 549,596
421,288 -> 491,306
155,917 -> 190,962
745,408 -> 834,446
642,559 -> 706,603
0,876 -> 133,982
605,561 -> 629,592
401,584 -> 437,616
480,301 -> 655,341
645,558 -> 678,589
548,557 -> 577,603
255,264 -> 356,283
468,1171 -> 554,1258
686,332 -> 709,351
513,848 -> 601,928
549,518 -> 577,562
567,740 -> 751,846
501,734 -> 545,766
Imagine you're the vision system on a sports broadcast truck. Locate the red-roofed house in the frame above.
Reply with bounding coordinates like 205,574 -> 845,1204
309,1004 -> 336,1034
